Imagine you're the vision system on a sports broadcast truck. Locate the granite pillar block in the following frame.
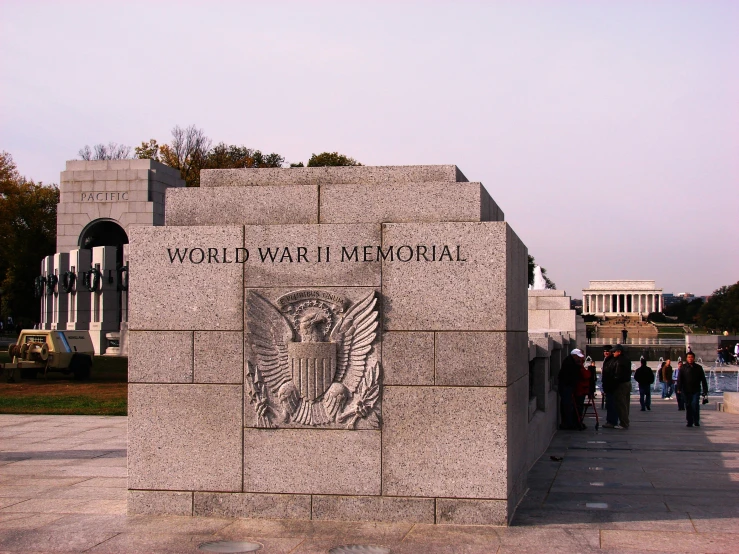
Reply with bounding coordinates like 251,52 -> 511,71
436,498 -> 508,526
128,226 -> 244,330
128,331 -> 193,383
193,492 -> 311,520
312,495 -> 435,524
165,186 -> 318,226
128,384 -> 242,491
382,222 -> 527,331
194,331 -> 244,384
127,490 -> 193,516
201,165 -> 467,187
320,182 -> 501,224
435,331 -> 528,386
242,224 -> 381,287
507,375 -> 529,500
382,386 -> 507,498
382,332 -> 434,385
243,429 -> 381,496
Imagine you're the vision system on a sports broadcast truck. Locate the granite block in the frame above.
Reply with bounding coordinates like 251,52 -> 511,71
382,386 -> 507,498
312,495 -> 435,524
128,226 -> 244,330
435,331 -> 528,386
533,296 -> 571,310
436,498 -> 507,525
382,332 -> 434,385
505,225 -> 528,331
128,331 -> 193,383
165,186 -> 318,226
127,490 -> 193,516
507,375 -> 529,500
320,182 -> 499,224
193,492 -> 311,519
201,165 -> 467,187
243,429 -> 381,495
527,310 -> 550,330
243,224 -> 381,287
382,222 -> 527,331
128,384 -> 242,491
194,331 -> 243,384
548,309 -> 577,332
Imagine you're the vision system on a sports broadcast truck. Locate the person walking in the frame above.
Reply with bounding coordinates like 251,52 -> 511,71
634,358 -> 655,411
611,345 -> 632,429
558,348 -> 585,430
676,352 -> 708,427
601,346 -> 620,428
660,359 -> 674,399
675,361 -> 685,410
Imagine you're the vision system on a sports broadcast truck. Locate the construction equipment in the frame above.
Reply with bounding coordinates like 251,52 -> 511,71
1,330 -> 94,382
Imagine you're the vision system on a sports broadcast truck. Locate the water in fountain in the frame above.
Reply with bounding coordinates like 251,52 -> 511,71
530,266 -> 547,290
654,357 -> 664,392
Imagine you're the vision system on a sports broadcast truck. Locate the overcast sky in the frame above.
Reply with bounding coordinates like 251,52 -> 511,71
2,1 -> 737,297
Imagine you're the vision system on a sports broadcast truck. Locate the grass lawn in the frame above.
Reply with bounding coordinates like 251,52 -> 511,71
0,351 -> 127,416
654,324 -> 686,337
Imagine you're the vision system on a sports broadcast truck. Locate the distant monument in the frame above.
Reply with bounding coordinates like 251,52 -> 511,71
38,159 -> 184,353
582,280 -> 663,316
126,165 -> 537,525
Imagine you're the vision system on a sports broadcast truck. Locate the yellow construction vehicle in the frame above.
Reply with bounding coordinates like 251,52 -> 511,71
1,330 -> 94,382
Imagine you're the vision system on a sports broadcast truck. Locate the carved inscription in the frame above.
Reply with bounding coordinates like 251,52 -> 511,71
166,244 -> 467,264
245,290 -> 381,429
80,192 -> 129,202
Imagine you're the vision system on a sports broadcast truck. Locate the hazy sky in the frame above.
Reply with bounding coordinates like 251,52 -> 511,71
2,1 -> 737,297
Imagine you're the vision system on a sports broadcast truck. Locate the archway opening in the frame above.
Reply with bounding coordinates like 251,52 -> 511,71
78,219 -> 129,251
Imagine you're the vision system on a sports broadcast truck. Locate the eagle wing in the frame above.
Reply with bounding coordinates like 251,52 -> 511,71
245,291 -> 294,393
329,292 -> 378,393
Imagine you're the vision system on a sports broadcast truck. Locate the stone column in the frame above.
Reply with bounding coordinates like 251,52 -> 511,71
88,246 -> 120,355
658,294 -> 662,313
51,253 -> 69,331
66,249 -> 92,331
41,256 -> 54,330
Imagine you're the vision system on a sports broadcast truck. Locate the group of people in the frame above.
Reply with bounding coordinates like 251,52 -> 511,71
560,345 -> 710,431
557,348 -> 597,430
717,344 -> 738,365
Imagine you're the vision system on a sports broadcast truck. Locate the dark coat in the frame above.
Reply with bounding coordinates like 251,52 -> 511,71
634,364 -> 655,386
677,362 -> 708,395
602,356 -> 618,393
559,355 -> 581,387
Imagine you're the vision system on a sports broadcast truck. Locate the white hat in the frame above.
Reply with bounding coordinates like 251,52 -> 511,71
571,348 -> 584,357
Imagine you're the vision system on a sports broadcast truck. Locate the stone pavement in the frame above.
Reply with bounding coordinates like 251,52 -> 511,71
0,400 -> 738,553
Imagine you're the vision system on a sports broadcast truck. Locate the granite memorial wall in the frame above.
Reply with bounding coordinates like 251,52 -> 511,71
127,165 -> 531,525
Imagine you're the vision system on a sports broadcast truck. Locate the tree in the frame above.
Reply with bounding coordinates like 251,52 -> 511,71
78,142 -> 132,160
664,298 -> 704,324
697,283 -> 739,333
146,126 -> 285,187
527,254 -> 556,289
0,152 -> 58,325
307,152 -> 361,167
158,125 -> 211,187
205,143 -> 284,171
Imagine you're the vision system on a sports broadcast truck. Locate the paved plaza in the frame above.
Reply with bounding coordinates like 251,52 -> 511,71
0,399 -> 738,553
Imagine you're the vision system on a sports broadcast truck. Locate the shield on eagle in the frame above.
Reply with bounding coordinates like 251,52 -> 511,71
287,341 -> 337,401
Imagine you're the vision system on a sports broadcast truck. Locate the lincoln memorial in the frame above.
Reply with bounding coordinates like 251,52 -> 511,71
582,280 -> 663,316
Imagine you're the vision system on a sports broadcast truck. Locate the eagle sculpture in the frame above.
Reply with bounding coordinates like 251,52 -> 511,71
245,290 -> 381,429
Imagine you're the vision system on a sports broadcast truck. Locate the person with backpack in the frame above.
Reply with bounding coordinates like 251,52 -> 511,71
634,358 -> 655,411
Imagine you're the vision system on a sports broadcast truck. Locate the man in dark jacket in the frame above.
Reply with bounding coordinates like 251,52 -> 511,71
558,348 -> 585,430
601,346 -> 619,427
610,345 -> 632,429
676,352 -> 708,427
634,358 -> 655,411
